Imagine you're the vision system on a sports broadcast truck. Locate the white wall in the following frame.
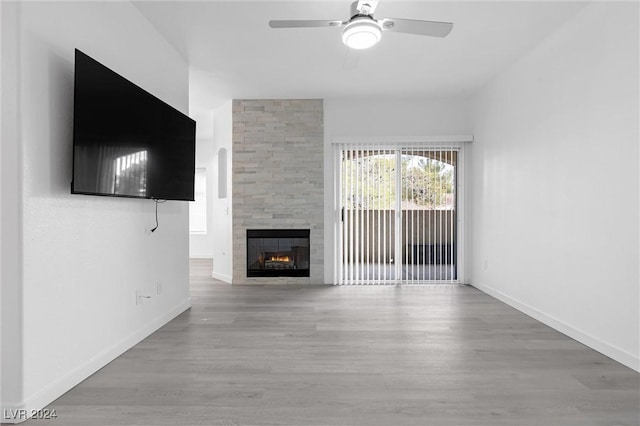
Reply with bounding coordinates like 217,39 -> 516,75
189,110 -> 215,258
1,2 -> 192,420
1,1 -> 24,411
211,100 -> 233,283
469,2 -> 639,371
323,98 -> 472,283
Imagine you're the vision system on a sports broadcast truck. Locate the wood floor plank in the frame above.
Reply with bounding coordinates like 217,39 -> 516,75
28,259 -> 639,425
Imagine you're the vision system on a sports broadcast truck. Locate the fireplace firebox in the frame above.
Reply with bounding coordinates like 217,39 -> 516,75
246,229 -> 310,277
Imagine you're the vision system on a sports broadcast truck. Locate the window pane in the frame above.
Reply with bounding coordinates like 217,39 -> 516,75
189,168 -> 207,234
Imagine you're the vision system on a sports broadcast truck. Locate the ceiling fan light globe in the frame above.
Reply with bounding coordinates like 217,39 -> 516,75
342,19 -> 382,49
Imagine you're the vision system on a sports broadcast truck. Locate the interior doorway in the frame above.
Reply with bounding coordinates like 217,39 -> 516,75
334,143 -> 464,285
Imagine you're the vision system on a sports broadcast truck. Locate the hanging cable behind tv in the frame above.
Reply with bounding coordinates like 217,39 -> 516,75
150,199 -> 167,233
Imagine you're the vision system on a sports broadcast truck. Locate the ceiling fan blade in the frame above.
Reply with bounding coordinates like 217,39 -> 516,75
355,0 -> 379,15
269,20 -> 345,29
380,18 -> 453,37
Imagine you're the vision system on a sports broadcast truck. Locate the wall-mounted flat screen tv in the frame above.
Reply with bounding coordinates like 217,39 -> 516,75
71,49 -> 196,201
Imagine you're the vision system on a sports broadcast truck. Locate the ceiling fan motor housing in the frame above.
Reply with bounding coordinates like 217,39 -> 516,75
350,1 -> 376,18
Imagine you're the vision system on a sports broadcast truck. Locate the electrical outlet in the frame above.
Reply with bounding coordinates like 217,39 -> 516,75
483,260 -> 488,271
135,290 -> 140,306
156,281 -> 162,295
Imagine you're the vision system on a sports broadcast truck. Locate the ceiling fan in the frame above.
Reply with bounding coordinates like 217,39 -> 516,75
268,0 -> 453,50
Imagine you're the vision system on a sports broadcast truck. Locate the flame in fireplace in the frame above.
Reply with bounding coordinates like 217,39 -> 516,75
270,255 -> 290,263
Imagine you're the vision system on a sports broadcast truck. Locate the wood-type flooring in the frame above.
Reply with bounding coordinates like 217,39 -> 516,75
27,259 -> 639,425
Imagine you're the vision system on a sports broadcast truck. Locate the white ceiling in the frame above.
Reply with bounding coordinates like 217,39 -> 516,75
133,1 -> 588,111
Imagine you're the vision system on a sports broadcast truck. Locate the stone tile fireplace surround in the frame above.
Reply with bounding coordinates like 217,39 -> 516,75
232,99 -> 324,284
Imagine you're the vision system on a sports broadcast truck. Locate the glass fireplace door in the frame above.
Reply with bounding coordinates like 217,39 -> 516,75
246,229 -> 310,277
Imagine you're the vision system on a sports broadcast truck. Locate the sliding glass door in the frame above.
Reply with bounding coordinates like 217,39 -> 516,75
335,143 -> 462,285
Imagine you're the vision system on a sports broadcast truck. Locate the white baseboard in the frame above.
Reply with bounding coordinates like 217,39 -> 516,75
1,299 -> 191,424
472,282 -> 639,372
189,254 -> 213,259
211,271 -> 232,284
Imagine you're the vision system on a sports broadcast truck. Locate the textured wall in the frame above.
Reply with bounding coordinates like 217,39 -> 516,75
6,1 -> 191,417
470,2 -> 639,370
232,99 -> 324,284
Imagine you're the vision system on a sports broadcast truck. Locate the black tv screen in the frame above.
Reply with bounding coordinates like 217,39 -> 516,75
71,49 -> 196,201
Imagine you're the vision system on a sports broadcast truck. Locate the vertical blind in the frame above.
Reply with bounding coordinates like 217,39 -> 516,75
335,143 -> 460,285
